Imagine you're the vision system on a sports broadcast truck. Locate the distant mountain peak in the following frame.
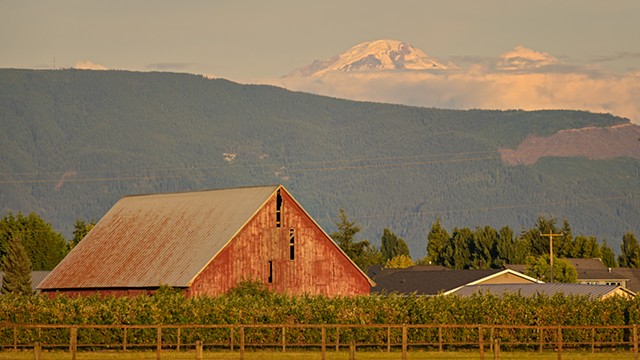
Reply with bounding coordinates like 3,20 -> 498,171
286,39 -> 458,77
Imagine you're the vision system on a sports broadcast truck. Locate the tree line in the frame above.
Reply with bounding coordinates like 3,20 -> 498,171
331,209 -> 640,279
0,212 -> 94,295
2,209 -> 639,295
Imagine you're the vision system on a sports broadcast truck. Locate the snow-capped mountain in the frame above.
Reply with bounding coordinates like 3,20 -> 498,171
286,39 -> 457,77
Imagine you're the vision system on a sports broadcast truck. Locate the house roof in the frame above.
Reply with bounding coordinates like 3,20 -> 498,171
366,264 -> 448,281
453,283 -> 635,299
371,268 -> 539,295
39,186 -> 281,289
609,268 -> 640,293
0,271 -> 50,293
577,269 -> 628,281
565,258 -> 607,270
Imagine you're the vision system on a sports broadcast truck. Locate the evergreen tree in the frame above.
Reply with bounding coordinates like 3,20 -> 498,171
570,235 -> 601,258
557,219 -> 574,258
600,240 -> 617,268
618,232 -> 640,268
1,237 -> 33,295
0,212 -> 68,270
471,226 -> 497,269
442,227 -> 473,269
68,218 -> 96,250
330,209 -> 382,269
426,218 -> 449,265
380,228 -> 410,262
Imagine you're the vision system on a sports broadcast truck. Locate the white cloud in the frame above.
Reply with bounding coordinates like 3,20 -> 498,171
73,60 -> 108,70
274,46 -> 640,124
496,45 -> 557,71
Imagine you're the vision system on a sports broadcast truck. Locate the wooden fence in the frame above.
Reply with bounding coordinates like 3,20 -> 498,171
1,323 -> 639,360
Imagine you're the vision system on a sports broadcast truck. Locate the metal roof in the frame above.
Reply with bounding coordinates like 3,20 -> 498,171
38,186 -> 279,289
453,283 -> 634,299
371,268 -> 538,296
0,271 -> 50,293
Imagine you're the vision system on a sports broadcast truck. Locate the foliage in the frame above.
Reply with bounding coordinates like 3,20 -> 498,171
68,218 -> 96,250
600,240 -> 617,268
0,212 -> 67,271
428,216 -> 634,270
330,209 -> 382,269
618,232 -> 640,268
384,254 -> 414,269
425,218 -> 448,265
525,255 -> 578,283
0,237 -> 32,295
226,279 -> 273,298
0,291 -> 639,346
380,228 -> 410,262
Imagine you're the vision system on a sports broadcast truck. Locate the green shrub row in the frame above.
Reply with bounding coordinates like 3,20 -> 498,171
1,284 -> 639,347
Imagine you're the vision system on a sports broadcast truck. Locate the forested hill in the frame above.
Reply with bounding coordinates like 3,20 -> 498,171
1,69 -> 639,257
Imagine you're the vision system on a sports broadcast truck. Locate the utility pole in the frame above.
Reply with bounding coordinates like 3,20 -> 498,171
540,232 -> 564,283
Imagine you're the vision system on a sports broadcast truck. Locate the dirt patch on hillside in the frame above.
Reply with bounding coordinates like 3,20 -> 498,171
500,123 -> 640,165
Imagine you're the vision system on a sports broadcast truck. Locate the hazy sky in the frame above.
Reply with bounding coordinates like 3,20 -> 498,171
2,0 -> 639,121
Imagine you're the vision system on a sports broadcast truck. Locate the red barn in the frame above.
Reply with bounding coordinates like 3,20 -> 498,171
38,185 -> 373,297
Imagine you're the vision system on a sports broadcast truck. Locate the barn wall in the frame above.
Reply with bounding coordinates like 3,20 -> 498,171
186,189 -> 370,297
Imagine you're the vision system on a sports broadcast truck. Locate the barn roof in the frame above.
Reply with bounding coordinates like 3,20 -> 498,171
38,186 -> 280,289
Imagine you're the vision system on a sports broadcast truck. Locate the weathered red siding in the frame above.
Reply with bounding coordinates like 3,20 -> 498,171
185,190 -> 370,297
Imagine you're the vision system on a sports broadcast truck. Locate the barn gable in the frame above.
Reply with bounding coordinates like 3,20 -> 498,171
38,185 -> 372,296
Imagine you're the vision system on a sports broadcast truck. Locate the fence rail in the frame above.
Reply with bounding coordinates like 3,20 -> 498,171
1,323 -> 639,360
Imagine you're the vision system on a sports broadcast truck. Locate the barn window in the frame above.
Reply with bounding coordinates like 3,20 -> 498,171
268,261 -> 273,283
276,190 -> 282,228
289,228 -> 295,260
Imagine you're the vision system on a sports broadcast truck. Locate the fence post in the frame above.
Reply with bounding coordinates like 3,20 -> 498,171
230,326 -> 234,351
490,326 -> 494,352
402,324 -> 407,360
336,327 -> 340,352
70,326 -> 77,360
13,325 -> 17,351
438,326 -> 443,352
157,326 -> 162,360
123,326 -> 127,351
591,327 -> 595,353
34,342 -> 42,360
282,326 -> 286,352
634,324 -> 638,360
387,326 -> 391,353
240,327 -> 245,360
321,326 -> 326,360
557,326 -> 562,360
493,338 -> 500,360
177,326 -> 181,351
196,340 -> 203,360
349,340 -> 356,360
479,325 -> 485,360
538,326 -> 543,353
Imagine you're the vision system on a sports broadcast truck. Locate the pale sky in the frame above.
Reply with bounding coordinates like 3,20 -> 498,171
2,0 -> 640,121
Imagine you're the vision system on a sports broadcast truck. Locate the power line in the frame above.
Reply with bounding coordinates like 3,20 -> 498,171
0,151 -> 499,184
316,193 -> 638,223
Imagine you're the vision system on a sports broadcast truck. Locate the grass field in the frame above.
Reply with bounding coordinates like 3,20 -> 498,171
0,350 -> 637,359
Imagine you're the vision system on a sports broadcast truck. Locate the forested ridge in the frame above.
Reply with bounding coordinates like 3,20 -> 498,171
1,68 -> 639,257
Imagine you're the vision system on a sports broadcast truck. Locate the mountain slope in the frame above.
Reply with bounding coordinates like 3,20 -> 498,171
1,69 -> 638,257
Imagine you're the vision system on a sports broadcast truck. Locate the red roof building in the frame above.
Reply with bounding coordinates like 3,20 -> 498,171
38,185 -> 373,297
